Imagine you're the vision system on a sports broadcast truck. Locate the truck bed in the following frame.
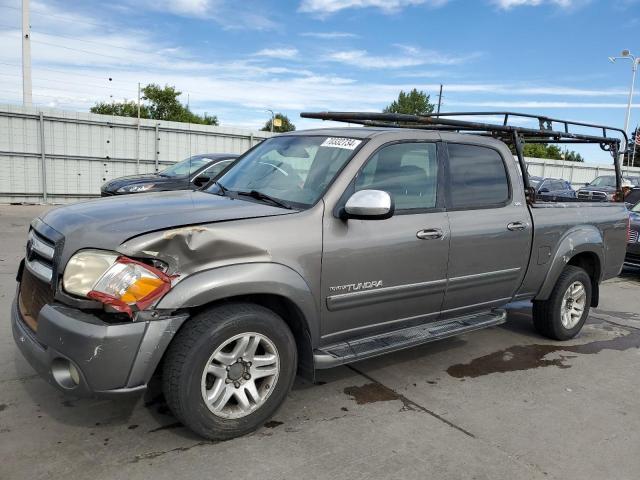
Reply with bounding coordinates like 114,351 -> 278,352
516,201 -> 629,299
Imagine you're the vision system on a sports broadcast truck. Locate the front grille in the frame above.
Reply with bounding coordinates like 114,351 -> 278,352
630,229 -> 639,244
19,222 -> 63,331
577,190 -> 607,201
25,228 -> 57,283
19,267 -> 55,331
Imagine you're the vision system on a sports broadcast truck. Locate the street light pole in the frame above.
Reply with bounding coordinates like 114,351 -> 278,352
266,109 -> 274,133
21,0 -> 32,107
609,50 -> 639,169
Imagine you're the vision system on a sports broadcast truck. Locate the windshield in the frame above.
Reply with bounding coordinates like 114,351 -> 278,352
589,176 -> 616,187
160,156 -> 212,178
208,135 -> 362,208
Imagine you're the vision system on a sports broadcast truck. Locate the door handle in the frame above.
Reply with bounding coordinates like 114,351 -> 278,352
417,228 -> 443,240
507,221 -> 527,231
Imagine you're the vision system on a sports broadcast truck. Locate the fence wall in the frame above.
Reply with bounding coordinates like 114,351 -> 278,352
525,157 -> 640,187
0,104 -> 272,203
1,104 -> 639,204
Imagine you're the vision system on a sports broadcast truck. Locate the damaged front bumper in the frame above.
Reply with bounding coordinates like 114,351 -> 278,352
11,292 -> 188,397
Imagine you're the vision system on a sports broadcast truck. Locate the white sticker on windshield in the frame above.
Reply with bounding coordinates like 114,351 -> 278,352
321,137 -> 362,150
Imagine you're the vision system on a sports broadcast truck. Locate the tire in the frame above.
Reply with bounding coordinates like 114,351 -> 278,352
532,265 -> 592,341
162,302 -> 297,440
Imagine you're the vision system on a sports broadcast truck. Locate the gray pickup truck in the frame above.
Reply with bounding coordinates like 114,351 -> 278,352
12,111 -> 629,440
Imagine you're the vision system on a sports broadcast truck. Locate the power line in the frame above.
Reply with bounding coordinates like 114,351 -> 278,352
0,62 -> 133,85
0,71 -> 137,96
32,39 -> 130,61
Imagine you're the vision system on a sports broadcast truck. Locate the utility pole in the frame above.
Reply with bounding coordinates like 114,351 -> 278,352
609,50 -> 638,170
266,109 -> 275,132
136,82 -> 141,173
436,84 -> 443,117
22,0 -> 32,107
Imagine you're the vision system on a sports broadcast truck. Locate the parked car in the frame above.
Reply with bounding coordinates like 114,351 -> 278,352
577,175 -> 636,202
100,153 -> 238,196
627,202 -> 640,268
529,176 -> 575,200
625,187 -> 640,208
13,113 -> 629,441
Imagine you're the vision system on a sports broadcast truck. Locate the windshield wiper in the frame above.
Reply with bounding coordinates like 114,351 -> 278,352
212,181 -> 230,197
235,190 -> 292,209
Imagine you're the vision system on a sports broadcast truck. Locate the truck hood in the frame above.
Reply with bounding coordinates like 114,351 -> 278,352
40,190 -> 293,261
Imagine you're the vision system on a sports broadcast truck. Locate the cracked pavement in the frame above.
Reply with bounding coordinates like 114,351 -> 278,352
1,205 -> 639,480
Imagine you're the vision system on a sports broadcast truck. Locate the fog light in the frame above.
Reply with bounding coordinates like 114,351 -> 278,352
51,358 -> 81,389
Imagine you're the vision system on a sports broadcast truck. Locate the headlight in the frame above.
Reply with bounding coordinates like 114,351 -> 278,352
117,184 -> 155,193
63,250 -> 172,316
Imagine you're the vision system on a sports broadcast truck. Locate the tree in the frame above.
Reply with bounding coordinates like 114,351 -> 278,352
261,113 -> 295,133
383,88 -> 435,116
623,127 -> 639,168
90,84 -> 218,125
563,149 -> 584,163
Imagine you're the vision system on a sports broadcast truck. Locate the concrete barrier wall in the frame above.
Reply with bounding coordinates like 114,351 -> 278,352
0,104 -> 272,203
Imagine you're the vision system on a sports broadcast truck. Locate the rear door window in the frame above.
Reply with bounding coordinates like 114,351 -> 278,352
446,144 -> 510,209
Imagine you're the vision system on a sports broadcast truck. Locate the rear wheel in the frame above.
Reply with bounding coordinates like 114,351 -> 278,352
532,265 -> 592,340
162,303 -> 297,440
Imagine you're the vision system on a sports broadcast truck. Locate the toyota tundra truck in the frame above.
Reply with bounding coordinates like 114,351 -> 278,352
12,111 -> 630,440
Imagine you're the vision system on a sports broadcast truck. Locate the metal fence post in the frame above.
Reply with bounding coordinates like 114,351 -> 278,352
155,123 -> 160,172
39,112 -> 47,203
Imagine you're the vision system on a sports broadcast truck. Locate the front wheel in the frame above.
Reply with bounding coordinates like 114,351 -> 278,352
532,265 -> 592,340
162,303 -> 297,440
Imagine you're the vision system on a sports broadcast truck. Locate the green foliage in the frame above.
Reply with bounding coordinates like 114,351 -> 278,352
261,113 -> 296,133
90,84 -> 218,126
563,149 -> 584,163
90,100 -> 149,118
383,88 -> 435,116
623,127 -> 639,167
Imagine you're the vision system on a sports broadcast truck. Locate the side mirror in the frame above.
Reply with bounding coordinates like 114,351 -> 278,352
193,175 -> 211,187
343,190 -> 394,220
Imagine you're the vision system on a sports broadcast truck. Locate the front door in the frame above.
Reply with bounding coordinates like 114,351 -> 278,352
441,142 -> 532,316
320,141 -> 450,341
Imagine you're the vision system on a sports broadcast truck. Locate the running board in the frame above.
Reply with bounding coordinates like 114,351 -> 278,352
314,309 -> 507,369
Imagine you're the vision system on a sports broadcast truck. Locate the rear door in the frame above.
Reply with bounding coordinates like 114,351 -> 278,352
441,143 -> 532,316
320,141 -> 450,340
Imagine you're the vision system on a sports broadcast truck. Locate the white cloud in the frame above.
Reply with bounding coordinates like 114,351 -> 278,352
326,47 -> 479,69
299,0 -> 448,14
300,31 -> 360,39
253,48 -> 300,59
492,0 -> 576,9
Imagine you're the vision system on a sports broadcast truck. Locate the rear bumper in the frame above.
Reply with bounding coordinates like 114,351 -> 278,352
11,291 -> 188,397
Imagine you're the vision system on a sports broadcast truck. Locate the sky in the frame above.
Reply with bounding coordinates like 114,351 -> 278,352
0,0 -> 639,162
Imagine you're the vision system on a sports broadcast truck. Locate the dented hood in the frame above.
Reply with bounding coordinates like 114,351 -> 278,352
40,190 -> 292,263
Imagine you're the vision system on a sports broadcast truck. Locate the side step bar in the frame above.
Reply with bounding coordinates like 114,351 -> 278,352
314,309 -> 507,369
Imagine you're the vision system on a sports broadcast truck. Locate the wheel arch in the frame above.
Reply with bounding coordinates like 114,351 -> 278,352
156,263 -> 319,380
535,226 -> 603,306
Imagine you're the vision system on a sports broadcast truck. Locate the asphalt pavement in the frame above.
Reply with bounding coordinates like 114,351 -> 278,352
1,205 -> 639,480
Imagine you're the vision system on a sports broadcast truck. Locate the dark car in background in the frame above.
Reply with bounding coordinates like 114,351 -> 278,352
577,175 -> 638,202
529,176 -> 575,200
101,153 -> 238,196
626,202 -> 640,268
